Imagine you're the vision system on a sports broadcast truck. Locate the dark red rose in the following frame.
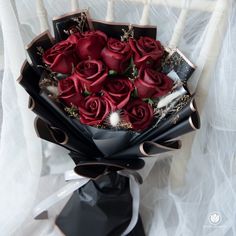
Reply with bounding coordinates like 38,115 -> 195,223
67,30 -> 107,60
124,99 -> 153,131
58,75 -> 82,106
75,60 -> 108,92
66,32 -> 81,44
134,65 -> 173,98
129,36 -> 164,68
103,77 -> 134,109
101,38 -> 132,73
43,40 -> 78,74
79,95 -> 114,126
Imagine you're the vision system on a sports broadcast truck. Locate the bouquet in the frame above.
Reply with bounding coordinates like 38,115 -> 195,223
18,10 -> 200,236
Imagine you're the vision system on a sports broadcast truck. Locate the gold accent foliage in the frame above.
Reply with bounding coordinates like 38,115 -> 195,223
39,77 -> 57,89
36,46 -> 44,56
63,25 -> 81,35
39,72 -> 58,98
118,121 -> 133,130
121,24 -> 134,42
170,95 -> 191,113
96,124 -> 107,129
65,104 -> 79,118
62,11 -> 88,35
72,12 -> 88,33
172,80 -> 183,91
153,94 -> 191,127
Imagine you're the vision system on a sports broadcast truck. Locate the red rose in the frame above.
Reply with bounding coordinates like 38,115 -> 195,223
58,75 -> 82,106
79,95 -> 114,126
103,77 -> 134,109
75,60 -> 108,92
101,38 -> 132,73
124,99 -> 153,131
134,65 -> 173,98
129,36 -> 164,68
43,40 -> 78,74
66,32 -> 81,44
67,30 -> 107,60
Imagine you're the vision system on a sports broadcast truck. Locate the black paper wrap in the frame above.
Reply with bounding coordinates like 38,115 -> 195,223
53,10 -> 93,42
56,172 -> 145,236
162,48 -> 196,83
26,31 -> 54,75
92,20 -> 157,39
18,11 -> 200,236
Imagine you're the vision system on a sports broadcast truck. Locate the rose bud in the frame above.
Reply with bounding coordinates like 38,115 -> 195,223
79,95 -> 114,126
129,36 -> 164,68
43,40 -> 78,74
124,99 -> 154,131
58,75 -> 82,106
67,30 -> 107,60
134,65 -> 173,98
75,60 -> 108,93
101,38 -> 132,73
103,76 -> 134,109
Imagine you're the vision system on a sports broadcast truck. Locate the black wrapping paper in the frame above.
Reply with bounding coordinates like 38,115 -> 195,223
26,31 -> 54,75
56,172 -> 145,236
53,10 -> 93,42
92,20 -> 157,39
18,10 -> 201,236
162,48 -> 196,83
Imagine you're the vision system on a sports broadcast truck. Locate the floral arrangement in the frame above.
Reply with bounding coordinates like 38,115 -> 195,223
18,10 -> 200,236
42,27 -> 174,131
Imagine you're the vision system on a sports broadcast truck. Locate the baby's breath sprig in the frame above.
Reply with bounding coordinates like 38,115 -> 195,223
172,80 -> 183,91
121,24 -> 134,42
36,46 -> 44,56
96,124 -> 107,129
71,11 -> 88,33
39,75 -> 58,88
131,65 -> 138,78
65,104 -> 79,118
118,121 -> 133,130
170,95 -> 191,113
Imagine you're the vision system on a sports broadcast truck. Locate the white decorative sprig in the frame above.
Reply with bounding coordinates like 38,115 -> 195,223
109,112 -> 121,127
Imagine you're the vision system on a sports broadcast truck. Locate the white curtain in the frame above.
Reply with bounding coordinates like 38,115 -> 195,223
0,0 -> 235,235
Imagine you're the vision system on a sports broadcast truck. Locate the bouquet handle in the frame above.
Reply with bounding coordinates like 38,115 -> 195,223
33,170 -> 143,236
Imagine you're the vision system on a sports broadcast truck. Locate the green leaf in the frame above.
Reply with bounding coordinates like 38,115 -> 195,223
108,70 -> 118,76
143,98 -> 154,105
131,88 -> 138,98
122,64 -> 132,76
133,67 -> 138,77
83,91 -> 91,96
130,57 -> 134,67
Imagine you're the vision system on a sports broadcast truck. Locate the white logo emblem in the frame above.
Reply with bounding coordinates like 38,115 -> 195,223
208,212 -> 221,225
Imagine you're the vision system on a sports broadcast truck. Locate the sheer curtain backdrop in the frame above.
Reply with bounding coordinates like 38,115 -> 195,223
0,0 -> 235,235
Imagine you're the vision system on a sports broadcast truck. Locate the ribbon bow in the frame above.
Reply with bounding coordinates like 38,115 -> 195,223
33,170 -> 142,236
